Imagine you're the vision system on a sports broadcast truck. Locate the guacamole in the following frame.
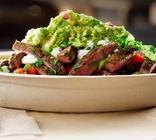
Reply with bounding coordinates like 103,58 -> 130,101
22,10 -> 156,61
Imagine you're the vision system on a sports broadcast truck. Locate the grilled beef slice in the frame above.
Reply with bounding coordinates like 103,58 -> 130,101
102,69 -> 117,75
139,61 -> 156,74
36,66 -> 49,75
0,60 -> 9,67
9,52 -> 26,70
104,51 -> 144,73
150,63 -> 156,73
12,41 -> 34,54
57,46 -> 76,63
104,52 -> 133,73
12,41 -> 65,75
69,44 -> 117,75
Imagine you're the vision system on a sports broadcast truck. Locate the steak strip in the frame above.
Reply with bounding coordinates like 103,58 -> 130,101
12,41 -> 34,54
69,44 -> 117,75
149,63 -> 156,73
104,51 -> 144,73
57,46 -> 76,64
139,61 -> 156,74
12,41 -> 65,75
9,52 -> 26,70
104,52 -> 133,73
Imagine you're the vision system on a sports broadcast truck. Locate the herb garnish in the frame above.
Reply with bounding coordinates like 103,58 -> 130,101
64,50 -> 69,56
48,68 -> 57,75
73,63 -> 80,70
51,58 -> 58,65
33,59 -> 43,68
98,58 -> 108,70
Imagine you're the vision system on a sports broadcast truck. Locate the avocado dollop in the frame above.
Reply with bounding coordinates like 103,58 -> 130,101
22,10 -> 109,53
22,10 -> 156,61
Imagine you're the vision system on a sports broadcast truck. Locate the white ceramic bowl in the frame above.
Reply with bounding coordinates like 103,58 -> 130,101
0,52 -> 156,112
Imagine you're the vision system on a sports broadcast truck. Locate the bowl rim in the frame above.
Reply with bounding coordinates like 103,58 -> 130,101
0,72 -> 156,79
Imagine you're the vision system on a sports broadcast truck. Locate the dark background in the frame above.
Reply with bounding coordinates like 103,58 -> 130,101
0,0 -> 156,50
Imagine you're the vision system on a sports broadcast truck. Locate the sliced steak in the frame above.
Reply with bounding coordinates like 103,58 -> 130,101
104,51 -> 144,73
42,56 -> 65,75
149,63 -> 156,73
139,61 -> 156,74
104,52 -> 133,73
69,44 -> 117,75
9,52 -> 26,70
12,41 -> 66,75
0,60 -> 9,67
102,69 -> 117,75
57,46 -> 76,63
12,40 -> 34,54
36,66 -> 48,75
139,61 -> 153,74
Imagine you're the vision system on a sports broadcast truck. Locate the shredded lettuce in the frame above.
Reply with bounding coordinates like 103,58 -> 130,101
33,59 -> 43,68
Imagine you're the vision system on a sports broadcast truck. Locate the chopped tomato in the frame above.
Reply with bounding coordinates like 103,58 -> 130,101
132,52 -> 144,64
14,68 -> 25,74
27,66 -> 38,74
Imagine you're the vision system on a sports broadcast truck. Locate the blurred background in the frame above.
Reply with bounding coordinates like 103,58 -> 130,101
0,0 -> 156,50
